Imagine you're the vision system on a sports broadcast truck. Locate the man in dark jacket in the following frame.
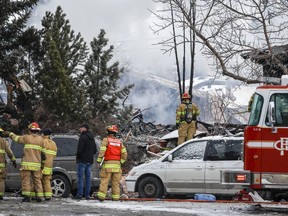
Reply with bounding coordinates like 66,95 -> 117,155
75,123 -> 97,200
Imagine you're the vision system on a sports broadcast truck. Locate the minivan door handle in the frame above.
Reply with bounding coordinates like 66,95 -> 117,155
195,165 -> 202,170
207,165 -> 215,169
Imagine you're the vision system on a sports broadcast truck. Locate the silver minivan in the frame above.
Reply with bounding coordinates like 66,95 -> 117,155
125,136 -> 243,198
5,134 -> 100,198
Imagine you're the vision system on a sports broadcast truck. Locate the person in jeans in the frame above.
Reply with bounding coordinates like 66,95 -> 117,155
75,123 -> 97,200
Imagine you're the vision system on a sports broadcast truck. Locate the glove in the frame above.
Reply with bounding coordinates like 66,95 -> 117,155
12,160 -> 17,168
3,131 -> 11,137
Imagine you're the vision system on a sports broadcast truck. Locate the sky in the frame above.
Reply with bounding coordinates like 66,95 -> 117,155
30,0 -> 173,76
29,0 -> 211,79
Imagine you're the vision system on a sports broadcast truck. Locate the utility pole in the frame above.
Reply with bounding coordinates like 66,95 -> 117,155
189,0 -> 196,100
182,13 -> 186,95
170,0 -> 182,99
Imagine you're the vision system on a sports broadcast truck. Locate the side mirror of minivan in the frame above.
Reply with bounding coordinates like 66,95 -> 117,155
168,154 -> 173,162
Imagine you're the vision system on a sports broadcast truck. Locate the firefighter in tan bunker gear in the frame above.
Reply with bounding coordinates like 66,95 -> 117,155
41,128 -> 57,200
0,128 -> 17,200
176,92 -> 200,145
96,125 -> 127,201
5,122 -> 46,202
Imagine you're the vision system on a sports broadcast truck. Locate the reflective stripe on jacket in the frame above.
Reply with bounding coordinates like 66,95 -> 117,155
104,137 -> 122,160
97,135 -> 127,172
42,137 -> 57,175
0,137 -> 16,173
176,103 -> 200,124
9,133 -> 45,171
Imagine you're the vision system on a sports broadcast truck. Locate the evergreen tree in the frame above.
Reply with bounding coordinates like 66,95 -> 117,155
0,0 -> 38,85
36,6 -> 88,123
15,26 -> 43,128
0,0 -> 38,130
83,29 -> 134,122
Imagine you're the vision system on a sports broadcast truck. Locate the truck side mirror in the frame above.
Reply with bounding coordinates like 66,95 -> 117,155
268,101 -> 277,133
268,101 -> 276,124
168,154 -> 173,162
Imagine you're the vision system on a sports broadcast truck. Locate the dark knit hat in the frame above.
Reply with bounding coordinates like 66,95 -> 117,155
80,123 -> 89,130
42,128 -> 52,136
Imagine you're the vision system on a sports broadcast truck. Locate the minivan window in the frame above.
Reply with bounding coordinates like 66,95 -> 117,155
172,141 -> 207,160
206,139 -> 242,161
52,137 -> 78,156
10,141 -> 23,158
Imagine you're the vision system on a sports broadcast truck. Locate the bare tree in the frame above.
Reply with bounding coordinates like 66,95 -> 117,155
151,0 -> 288,84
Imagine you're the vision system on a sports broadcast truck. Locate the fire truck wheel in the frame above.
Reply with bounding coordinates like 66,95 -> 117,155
138,176 -> 164,198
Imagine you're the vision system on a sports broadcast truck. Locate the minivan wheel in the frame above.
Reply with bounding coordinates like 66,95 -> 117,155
51,174 -> 71,198
138,176 -> 164,198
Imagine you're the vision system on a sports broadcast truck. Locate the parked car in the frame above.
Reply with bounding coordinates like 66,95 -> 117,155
5,134 -> 101,198
125,136 -> 244,198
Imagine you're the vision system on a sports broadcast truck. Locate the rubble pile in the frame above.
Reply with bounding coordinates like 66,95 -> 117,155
121,120 -> 244,175
123,134 -> 163,174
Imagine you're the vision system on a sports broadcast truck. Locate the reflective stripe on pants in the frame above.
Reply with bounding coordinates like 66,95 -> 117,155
97,169 -> 122,200
42,174 -> 52,198
21,170 -> 43,197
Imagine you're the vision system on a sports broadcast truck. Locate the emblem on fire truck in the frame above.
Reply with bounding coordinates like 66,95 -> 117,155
273,138 -> 288,156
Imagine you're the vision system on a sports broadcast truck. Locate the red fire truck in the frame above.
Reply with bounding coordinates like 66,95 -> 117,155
222,76 -> 288,201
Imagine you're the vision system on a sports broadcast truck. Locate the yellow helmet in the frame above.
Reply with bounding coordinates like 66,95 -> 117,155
0,128 -> 3,132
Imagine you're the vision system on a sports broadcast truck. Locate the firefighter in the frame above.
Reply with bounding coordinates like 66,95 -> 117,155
176,92 -> 200,145
96,125 -> 127,201
4,122 -> 46,202
41,128 -> 57,201
0,128 -> 17,200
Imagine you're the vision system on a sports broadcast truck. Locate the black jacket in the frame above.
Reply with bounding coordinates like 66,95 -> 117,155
76,131 -> 97,164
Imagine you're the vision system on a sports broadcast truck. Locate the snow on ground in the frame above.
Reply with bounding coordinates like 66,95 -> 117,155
2,196 -> 288,215
67,199 -> 288,216
68,199 -> 238,215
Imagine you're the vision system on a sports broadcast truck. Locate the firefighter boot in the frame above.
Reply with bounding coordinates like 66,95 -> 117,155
22,196 -> 31,202
35,197 -> 42,202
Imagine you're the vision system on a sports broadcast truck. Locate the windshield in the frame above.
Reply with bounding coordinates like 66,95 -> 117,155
248,93 -> 264,126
